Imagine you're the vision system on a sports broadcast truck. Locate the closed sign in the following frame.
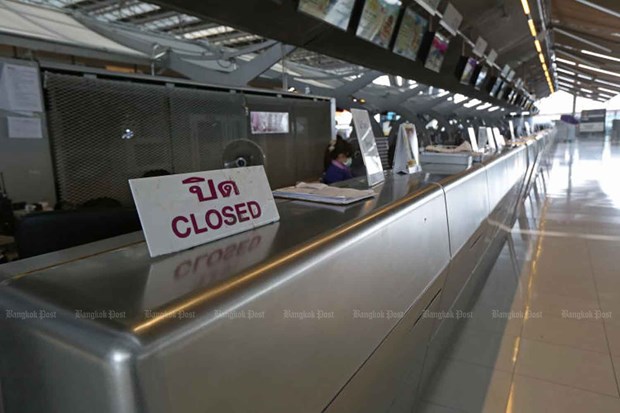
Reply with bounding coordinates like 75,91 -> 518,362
129,166 -> 280,257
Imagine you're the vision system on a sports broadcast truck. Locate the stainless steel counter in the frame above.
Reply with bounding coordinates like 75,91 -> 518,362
0,133 -> 553,413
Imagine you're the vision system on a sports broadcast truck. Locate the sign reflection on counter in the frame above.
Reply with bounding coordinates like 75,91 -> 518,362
142,224 -> 279,310
130,166 -> 280,257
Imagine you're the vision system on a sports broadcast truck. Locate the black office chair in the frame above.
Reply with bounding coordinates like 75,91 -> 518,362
15,207 -> 142,259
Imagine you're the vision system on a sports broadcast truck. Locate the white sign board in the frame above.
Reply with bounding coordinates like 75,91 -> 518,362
473,37 -> 487,57
487,49 -> 498,65
393,123 -> 420,174
0,64 -> 43,112
486,127 -> 497,150
440,3 -> 463,36
492,127 -> 506,148
130,166 -> 280,257
467,127 -> 479,152
416,0 -> 441,15
7,116 -> 43,139
579,122 -> 605,133
351,108 -> 385,187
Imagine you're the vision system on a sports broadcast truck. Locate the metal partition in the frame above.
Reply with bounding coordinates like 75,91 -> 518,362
44,72 -> 331,206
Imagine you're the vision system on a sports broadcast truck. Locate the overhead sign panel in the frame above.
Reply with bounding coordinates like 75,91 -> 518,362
439,3 -> 462,36
356,0 -> 402,49
473,37 -> 487,57
415,0 -> 440,15
393,7 -> 428,61
298,0 -> 356,31
130,166 -> 280,257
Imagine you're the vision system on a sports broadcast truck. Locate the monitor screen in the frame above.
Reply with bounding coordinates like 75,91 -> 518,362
472,66 -> 488,90
393,7 -> 428,61
356,0 -> 401,48
490,78 -> 503,97
424,32 -> 450,73
298,0 -> 356,30
459,57 -> 478,85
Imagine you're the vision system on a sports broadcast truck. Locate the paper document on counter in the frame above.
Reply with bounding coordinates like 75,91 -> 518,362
273,182 -> 376,205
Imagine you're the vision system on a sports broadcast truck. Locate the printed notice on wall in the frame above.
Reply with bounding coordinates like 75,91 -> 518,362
250,111 -> 290,134
7,116 -> 43,139
0,64 -> 43,112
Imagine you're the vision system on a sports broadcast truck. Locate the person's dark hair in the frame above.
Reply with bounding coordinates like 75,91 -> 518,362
324,135 -> 353,171
142,169 -> 171,178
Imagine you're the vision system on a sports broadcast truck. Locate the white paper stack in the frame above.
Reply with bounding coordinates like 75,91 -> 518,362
273,182 -> 376,205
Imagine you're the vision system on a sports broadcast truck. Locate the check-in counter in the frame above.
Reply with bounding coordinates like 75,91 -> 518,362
0,132 -> 554,413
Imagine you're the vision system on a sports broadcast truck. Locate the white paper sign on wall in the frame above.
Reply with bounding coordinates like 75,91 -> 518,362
130,166 -> 280,257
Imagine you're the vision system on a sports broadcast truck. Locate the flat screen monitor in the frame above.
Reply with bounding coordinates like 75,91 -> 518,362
424,32 -> 450,73
356,0 -> 401,48
457,57 -> 478,85
393,7 -> 428,61
472,66 -> 489,90
298,0 -> 356,30
490,78 -> 503,97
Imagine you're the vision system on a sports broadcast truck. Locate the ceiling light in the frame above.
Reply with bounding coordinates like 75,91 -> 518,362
488,106 -> 500,112
528,19 -> 537,37
577,73 -> 593,80
581,88 -> 593,93
554,28 -> 612,52
556,57 -> 576,66
599,87 -> 619,94
558,76 -> 575,83
581,49 -> 620,63
595,78 -> 620,88
534,40 -> 542,52
521,0 -> 531,15
579,64 -> 620,78
538,53 -> 546,64
557,67 -> 577,75
575,0 -> 620,19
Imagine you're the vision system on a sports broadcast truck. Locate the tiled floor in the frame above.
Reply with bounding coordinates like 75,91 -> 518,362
418,137 -> 620,413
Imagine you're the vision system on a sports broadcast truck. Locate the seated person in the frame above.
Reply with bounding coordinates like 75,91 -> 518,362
323,135 -> 353,185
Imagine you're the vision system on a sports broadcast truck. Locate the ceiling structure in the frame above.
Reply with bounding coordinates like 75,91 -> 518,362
6,0 -> 618,113
549,0 -> 620,102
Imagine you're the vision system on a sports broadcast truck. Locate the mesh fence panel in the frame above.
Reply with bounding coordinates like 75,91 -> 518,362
45,73 -> 173,206
44,72 -> 330,206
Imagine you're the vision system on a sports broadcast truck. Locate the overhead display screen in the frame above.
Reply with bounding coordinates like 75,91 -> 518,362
393,7 -> 428,60
474,66 -> 488,90
298,0 -> 356,30
424,32 -> 449,73
459,57 -> 477,85
356,0 -> 402,48
490,78 -> 504,97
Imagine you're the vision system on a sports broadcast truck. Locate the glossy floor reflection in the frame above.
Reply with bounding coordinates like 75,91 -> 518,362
418,137 -> 620,413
